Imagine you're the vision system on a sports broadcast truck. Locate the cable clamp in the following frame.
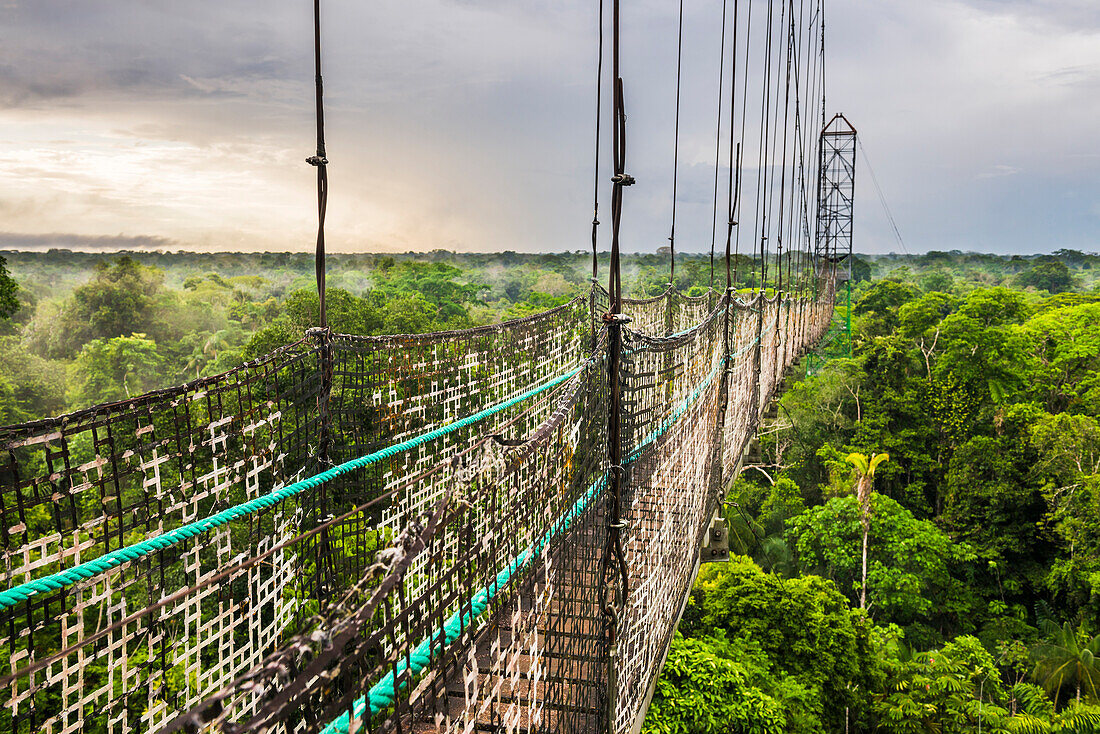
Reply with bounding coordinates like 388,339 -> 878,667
611,173 -> 636,186
306,155 -> 329,166
602,313 -> 632,324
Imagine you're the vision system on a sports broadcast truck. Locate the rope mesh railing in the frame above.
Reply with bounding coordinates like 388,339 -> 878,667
0,282 -> 833,734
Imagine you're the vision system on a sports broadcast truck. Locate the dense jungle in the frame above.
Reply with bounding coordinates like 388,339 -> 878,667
0,248 -> 1097,734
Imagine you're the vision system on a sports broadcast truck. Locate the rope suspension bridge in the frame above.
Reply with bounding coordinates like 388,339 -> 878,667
0,1 -> 855,733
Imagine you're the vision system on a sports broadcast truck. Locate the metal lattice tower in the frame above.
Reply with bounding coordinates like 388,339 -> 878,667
815,113 -> 856,283
805,113 -> 857,370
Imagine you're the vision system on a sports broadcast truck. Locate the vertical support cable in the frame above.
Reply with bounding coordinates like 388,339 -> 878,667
308,0 -> 329,329
306,0 -> 334,598
751,0 -> 773,426
772,0 -> 796,386
708,0 -> 730,291
733,0 -> 755,286
668,0 -> 684,286
592,0 -> 605,285
710,0 -> 740,511
752,0 -> 777,295
306,0 -> 332,469
601,0 -> 632,728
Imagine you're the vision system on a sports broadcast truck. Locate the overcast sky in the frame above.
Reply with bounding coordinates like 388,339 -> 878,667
0,0 -> 1097,255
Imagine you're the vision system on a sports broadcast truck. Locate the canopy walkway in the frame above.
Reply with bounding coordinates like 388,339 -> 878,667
0,0 -> 854,728
0,281 -> 834,734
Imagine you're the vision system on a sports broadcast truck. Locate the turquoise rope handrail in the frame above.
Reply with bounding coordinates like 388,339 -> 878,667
626,312 -> 776,464
323,325 -> 758,731
322,473 -> 609,733
0,362 -> 588,610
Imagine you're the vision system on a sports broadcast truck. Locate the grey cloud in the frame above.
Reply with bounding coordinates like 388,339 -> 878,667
960,0 -> 1100,30
0,1 -> 305,106
0,0 -> 1097,254
0,232 -> 178,251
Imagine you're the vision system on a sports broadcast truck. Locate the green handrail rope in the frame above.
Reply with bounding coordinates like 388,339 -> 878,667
323,473 -> 610,732
0,362 -> 588,610
323,313 -> 786,731
626,312 -> 776,464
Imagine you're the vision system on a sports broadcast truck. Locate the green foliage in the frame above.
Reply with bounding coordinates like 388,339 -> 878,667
678,557 -> 878,731
0,372 -> 29,424
0,335 -> 65,417
874,635 -> 1012,734
69,334 -> 164,406
942,435 -> 1046,570
1023,303 -> 1100,413
788,493 -> 970,628
758,475 -> 806,535
1019,261 -> 1075,294
1029,413 -> 1100,616
650,251 -> 1100,734
920,270 -> 955,293
4,248 -> 1100,730
0,255 -> 20,320
1031,621 -> 1100,705
503,292 -> 570,320
898,291 -> 960,342
53,257 -> 169,358
854,280 -> 921,338
643,636 -> 787,734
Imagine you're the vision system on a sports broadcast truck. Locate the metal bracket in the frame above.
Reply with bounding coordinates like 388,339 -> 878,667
700,511 -> 730,564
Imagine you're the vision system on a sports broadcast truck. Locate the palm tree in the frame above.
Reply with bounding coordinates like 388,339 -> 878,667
203,329 -> 233,361
1031,620 -> 1100,706
846,452 -> 889,609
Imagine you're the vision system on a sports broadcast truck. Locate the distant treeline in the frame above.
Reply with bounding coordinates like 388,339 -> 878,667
0,248 -> 1093,423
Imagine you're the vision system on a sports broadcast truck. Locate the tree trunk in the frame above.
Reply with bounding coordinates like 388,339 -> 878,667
861,525 -> 869,609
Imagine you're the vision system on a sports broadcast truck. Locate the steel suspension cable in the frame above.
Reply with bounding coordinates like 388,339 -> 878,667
709,0 -> 730,290
668,0 -> 685,285
792,0 -> 812,295
805,0 -> 818,286
820,0 -> 827,130
733,0 -> 756,290
753,0 -> 777,293
601,0 -> 631,672
591,0 -> 605,282
766,0 -> 790,294
723,0 -> 740,293
774,0 -> 797,297
787,0 -> 814,297
308,0 -> 329,328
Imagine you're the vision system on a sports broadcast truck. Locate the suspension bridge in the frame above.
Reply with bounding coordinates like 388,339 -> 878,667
0,0 -> 857,732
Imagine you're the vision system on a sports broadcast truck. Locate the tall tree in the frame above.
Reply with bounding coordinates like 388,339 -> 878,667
54,257 -> 167,358
848,452 -> 890,609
